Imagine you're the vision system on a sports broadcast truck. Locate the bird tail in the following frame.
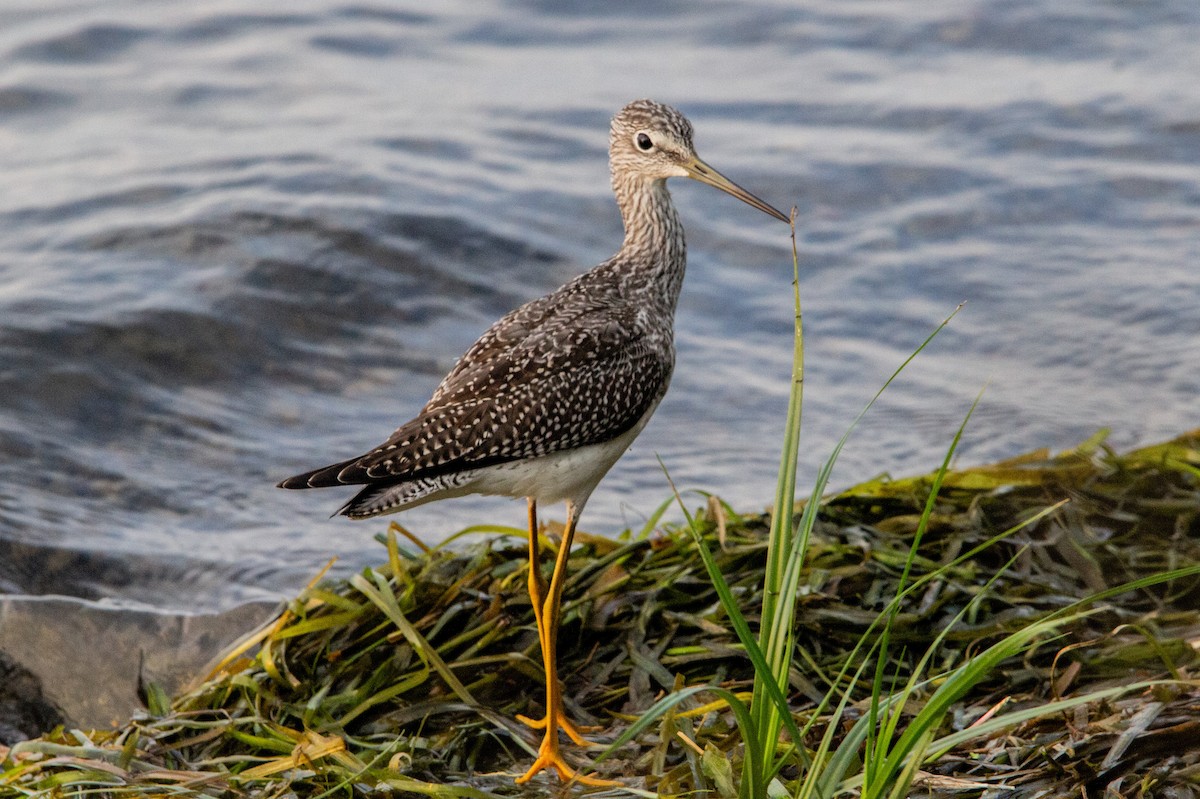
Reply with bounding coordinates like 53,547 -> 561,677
336,472 -> 472,519
277,456 -> 362,489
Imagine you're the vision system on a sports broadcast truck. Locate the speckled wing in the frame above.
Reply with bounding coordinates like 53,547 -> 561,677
280,283 -> 672,489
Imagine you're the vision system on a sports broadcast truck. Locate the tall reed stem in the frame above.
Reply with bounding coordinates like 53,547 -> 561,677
749,209 -> 803,784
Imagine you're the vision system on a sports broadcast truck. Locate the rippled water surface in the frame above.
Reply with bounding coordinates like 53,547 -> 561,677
2,0 -> 1198,612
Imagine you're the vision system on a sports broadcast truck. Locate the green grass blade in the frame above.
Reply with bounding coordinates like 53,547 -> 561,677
752,212 -> 806,772
658,461 -> 809,759
349,571 -> 475,706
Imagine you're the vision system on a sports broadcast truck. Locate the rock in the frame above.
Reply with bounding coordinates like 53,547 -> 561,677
0,649 -> 65,744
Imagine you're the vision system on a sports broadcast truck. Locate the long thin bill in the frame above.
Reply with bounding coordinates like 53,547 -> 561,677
685,157 -> 790,222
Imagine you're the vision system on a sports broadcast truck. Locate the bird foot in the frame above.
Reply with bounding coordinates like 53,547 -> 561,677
515,711 -> 600,746
514,735 -> 619,787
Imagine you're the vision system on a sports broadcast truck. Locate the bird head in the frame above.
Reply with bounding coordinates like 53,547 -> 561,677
610,99 -> 789,223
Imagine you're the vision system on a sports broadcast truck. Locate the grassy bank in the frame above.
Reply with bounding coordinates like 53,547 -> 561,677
2,430 -> 1198,798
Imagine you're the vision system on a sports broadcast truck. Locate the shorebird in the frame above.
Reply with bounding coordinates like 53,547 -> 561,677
279,99 -> 788,784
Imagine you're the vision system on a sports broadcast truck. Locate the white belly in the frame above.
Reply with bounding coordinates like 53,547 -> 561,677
467,408 -> 653,510
350,400 -> 662,518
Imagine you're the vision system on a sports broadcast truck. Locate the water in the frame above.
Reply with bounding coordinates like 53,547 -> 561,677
2,0 -> 1198,621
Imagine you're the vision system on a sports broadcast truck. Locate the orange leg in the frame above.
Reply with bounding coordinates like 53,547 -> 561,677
517,500 -> 590,744
514,501 -> 616,786
523,498 -> 548,653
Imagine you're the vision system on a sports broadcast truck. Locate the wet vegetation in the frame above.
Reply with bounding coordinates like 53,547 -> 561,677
1,429 -> 1197,798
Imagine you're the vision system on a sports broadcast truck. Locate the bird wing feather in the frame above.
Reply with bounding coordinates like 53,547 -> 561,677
285,283 -> 672,489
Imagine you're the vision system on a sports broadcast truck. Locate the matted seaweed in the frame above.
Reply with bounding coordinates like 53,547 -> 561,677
2,430 -> 1197,797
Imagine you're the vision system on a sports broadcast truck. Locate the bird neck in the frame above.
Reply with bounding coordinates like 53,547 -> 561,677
611,175 -> 687,307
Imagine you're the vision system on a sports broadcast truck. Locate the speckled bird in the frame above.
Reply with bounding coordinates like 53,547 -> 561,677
279,99 -> 789,784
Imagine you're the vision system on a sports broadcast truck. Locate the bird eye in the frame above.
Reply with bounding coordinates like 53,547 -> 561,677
635,132 -> 653,151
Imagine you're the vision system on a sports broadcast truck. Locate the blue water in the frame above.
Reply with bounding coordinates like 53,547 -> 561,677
2,0 -> 1198,612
